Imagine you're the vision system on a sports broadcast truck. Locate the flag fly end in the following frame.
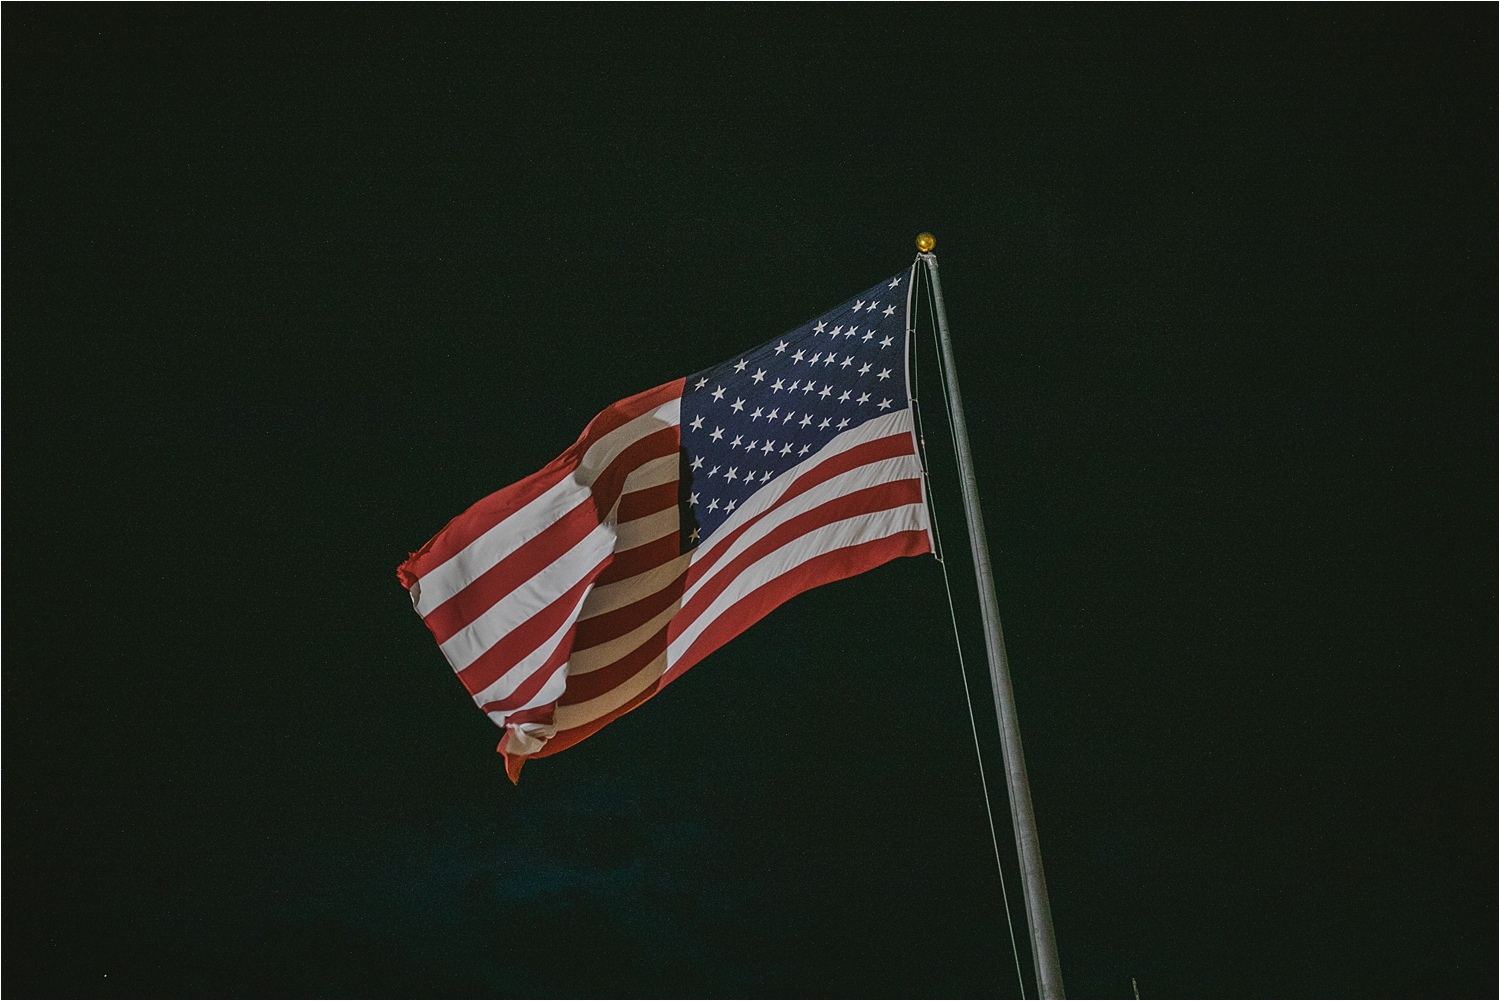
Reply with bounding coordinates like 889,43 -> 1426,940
503,747 -> 524,784
397,557 -> 420,591
499,720 -> 557,783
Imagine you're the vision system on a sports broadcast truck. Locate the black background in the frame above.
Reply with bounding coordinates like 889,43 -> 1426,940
6,7 -> 1495,998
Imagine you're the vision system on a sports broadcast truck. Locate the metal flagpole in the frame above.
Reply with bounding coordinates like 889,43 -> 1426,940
918,236 -> 1065,999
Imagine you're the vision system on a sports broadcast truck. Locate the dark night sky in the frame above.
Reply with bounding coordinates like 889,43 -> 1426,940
6,7 -> 1495,998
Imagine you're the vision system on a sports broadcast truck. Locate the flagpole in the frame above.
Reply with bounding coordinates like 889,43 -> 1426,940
919,240 -> 1065,1000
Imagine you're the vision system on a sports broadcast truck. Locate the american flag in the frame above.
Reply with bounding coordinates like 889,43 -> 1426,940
398,268 -> 933,780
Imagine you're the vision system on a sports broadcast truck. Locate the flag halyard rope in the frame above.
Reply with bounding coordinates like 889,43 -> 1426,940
911,258 -> 1029,1001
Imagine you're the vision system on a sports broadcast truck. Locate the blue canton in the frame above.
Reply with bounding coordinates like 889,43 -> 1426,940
678,271 -> 911,551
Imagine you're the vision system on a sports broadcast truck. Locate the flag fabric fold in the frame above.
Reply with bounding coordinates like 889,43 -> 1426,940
398,268 -> 932,780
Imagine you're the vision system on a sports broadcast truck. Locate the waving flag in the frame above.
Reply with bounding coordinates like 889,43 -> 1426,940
398,269 -> 932,780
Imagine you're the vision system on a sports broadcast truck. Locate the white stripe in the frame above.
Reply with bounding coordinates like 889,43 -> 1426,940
668,502 -> 927,664
566,599 -> 680,675
553,650 -> 667,732
467,602 -> 583,706
615,505 -> 678,551
694,408 -> 914,561
414,399 -> 679,617
682,453 -> 923,606
576,551 -> 691,621
621,453 -> 678,494
438,520 -> 615,671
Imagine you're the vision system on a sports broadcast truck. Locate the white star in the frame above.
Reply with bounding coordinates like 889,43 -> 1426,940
792,349 -> 806,364
814,321 -> 827,334
852,300 -> 865,312
747,440 -> 759,451
730,435 -> 743,448
780,442 -> 793,455
837,418 -> 851,429
691,455 -> 704,470
867,301 -> 879,312
878,398 -> 893,410
801,382 -> 817,395
799,444 -> 811,455
731,397 -> 745,413
888,275 -> 901,289
774,341 -> 789,355
750,407 -> 764,420
782,411 -> 794,424
761,471 -> 773,483
856,393 -> 870,405
711,426 -> 725,441
707,498 -> 719,512
823,354 -> 837,366
809,352 -> 822,365
879,335 -> 894,349
744,469 -> 755,481
858,363 -> 872,376
819,418 -> 831,429
877,368 -> 892,381
725,467 -> 738,481
761,441 -> 775,455
830,326 -> 842,338
688,492 -> 700,506
883,305 -> 896,317
771,378 -> 785,392
708,465 -> 720,477
752,368 -> 767,383
690,415 -> 705,431
862,330 -> 874,343
694,377 -> 709,390
840,355 -> 854,368
734,359 -> 748,373
689,527 -> 699,543
767,408 -> 780,421
847,327 -> 860,339
712,385 -> 726,401
838,390 -> 851,403
725,500 -> 737,512
818,384 -> 833,399
799,414 -> 813,428
788,380 -> 801,392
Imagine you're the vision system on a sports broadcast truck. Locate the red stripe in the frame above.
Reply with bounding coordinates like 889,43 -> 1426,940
664,528 -> 931,688
397,378 -> 683,586
571,569 -> 688,650
594,532 -> 679,586
684,433 -> 915,592
477,626 -> 575,714
617,481 -> 678,522
419,426 -> 678,643
559,623 -> 670,706
455,557 -> 609,695
672,478 -> 924,638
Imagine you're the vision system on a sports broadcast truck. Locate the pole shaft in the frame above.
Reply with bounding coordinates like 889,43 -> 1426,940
922,252 -> 1065,999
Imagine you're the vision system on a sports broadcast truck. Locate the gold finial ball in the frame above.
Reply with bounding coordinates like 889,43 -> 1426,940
916,232 -> 936,252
